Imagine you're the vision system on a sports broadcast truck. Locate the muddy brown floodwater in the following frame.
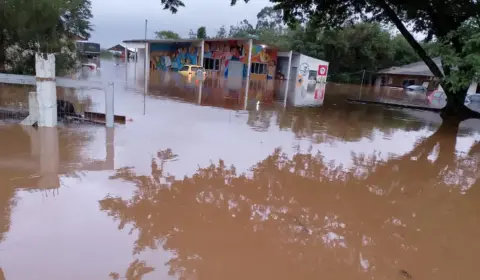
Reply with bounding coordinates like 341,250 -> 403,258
0,60 -> 479,280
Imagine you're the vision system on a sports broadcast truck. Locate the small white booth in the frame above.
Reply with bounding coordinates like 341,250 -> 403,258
277,52 -> 329,106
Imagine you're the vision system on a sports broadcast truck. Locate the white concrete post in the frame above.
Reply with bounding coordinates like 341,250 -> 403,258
198,81 -> 203,105
145,43 -> 150,90
246,39 -> 253,80
105,83 -> 114,127
200,40 -> 205,67
35,53 -> 57,127
124,46 -> 128,81
283,51 -> 293,107
244,39 -> 253,110
21,91 -> 40,126
134,48 -> 137,81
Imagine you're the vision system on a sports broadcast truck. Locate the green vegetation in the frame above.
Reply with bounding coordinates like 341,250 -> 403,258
155,30 -> 181,39
196,26 -> 207,39
0,0 -> 93,76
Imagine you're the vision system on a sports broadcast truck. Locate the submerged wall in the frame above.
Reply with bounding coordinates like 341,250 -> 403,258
149,40 -> 278,81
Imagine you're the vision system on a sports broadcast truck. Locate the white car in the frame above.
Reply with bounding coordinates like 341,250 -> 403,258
405,85 -> 427,92
465,93 -> 480,104
428,91 -> 480,105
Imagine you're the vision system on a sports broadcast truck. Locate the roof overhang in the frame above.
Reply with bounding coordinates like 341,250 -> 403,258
123,38 -> 287,51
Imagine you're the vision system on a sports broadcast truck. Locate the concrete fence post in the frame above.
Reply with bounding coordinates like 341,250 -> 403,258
105,83 -> 114,128
21,91 -> 40,126
35,53 -> 57,127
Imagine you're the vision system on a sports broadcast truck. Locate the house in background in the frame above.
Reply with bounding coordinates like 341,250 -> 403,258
108,44 -> 136,61
122,38 -> 329,108
376,57 -> 443,90
376,57 -> 479,94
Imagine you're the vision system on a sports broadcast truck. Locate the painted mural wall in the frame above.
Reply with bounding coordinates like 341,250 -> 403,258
150,43 -> 199,71
245,44 -> 277,80
204,41 -> 245,78
150,41 -> 278,82
204,41 -> 277,79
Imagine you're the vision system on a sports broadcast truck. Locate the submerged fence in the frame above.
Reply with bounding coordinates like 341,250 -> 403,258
0,70 -> 114,127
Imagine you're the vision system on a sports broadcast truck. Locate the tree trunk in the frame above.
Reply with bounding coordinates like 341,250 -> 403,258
376,0 -> 444,78
0,33 -> 5,72
441,87 -> 480,120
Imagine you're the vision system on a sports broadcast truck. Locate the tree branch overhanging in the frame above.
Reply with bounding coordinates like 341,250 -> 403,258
376,0 -> 444,78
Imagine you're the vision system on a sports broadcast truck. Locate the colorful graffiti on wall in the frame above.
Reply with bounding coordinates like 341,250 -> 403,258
150,43 -> 199,71
241,45 -> 277,79
150,41 -> 278,80
204,41 -> 245,78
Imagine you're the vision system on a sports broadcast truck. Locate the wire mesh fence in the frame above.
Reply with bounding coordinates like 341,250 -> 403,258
0,81 -> 32,123
0,80 -> 106,125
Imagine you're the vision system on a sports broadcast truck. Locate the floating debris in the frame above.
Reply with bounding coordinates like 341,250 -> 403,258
399,269 -> 412,278
293,216 -> 311,234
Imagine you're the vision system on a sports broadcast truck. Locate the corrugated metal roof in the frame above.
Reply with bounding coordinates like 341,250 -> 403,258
378,57 -> 443,77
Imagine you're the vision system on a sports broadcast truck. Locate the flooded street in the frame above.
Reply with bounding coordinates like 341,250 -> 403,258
1,60 -> 480,280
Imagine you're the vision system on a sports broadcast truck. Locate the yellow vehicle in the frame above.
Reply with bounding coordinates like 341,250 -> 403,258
178,64 -> 206,78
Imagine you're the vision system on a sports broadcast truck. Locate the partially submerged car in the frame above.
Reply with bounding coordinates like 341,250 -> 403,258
465,93 -> 480,104
428,91 -> 480,105
405,85 -> 427,92
178,64 -> 206,78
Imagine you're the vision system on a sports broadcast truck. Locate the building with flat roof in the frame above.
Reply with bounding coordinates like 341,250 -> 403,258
123,38 -> 329,108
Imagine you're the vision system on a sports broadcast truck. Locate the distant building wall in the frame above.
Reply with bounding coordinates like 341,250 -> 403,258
377,74 -> 438,90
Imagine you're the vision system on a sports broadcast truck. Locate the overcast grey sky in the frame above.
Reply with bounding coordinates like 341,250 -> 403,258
90,0 -> 272,48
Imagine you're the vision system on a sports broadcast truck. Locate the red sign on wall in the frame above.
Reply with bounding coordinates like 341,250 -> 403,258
314,88 -> 325,100
318,65 -> 328,76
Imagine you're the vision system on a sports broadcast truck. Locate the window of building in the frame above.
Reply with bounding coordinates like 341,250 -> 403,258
204,58 -> 220,70
251,63 -> 267,74
476,83 -> 480,94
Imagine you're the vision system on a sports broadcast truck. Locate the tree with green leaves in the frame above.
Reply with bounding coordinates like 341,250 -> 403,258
215,25 -> 228,38
0,0 -> 93,75
197,26 -> 207,39
155,30 -> 181,39
228,19 -> 256,37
